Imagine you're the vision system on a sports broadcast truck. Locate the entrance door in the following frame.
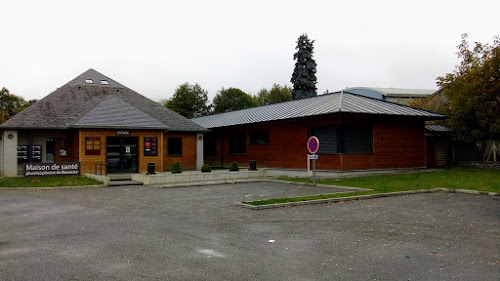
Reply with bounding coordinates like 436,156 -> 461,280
106,137 -> 138,174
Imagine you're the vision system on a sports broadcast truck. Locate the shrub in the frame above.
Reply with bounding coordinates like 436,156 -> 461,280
229,162 -> 239,172
201,164 -> 211,173
171,161 -> 182,173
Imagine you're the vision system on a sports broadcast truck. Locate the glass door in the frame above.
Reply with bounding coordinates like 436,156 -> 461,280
122,138 -> 138,173
106,137 -> 138,174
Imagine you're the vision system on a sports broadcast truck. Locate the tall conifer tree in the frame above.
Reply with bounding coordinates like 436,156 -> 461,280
291,34 -> 317,100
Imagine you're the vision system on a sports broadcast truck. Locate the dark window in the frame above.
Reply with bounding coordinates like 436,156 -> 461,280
168,138 -> 182,156
250,131 -> 269,145
229,133 -> 246,154
311,126 -> 372,154
204,133 -> 217,156
85,137 -> 101,155
311,126 -> 338,154
342,126 -> 372,153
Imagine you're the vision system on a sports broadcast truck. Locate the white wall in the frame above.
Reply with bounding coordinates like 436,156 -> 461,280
2,130 -> 18,177
196,133 -> 204,170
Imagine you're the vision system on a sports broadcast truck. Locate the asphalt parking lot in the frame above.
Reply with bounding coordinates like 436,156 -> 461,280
1,182 -> 499,281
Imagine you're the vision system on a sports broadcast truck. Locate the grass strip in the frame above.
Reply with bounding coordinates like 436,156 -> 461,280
244,167 -> 500,206
0,176 -> 101,188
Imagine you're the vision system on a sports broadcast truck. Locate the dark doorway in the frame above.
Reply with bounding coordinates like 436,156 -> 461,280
106,137 -> 139,174
46,139 -> 55,162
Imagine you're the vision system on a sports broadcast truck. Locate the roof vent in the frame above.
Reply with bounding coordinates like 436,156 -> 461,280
100,80 -> 109,85
85,79 -> 93,84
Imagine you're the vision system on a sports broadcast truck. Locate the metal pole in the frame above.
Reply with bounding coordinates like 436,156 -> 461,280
313,158 -> 316,185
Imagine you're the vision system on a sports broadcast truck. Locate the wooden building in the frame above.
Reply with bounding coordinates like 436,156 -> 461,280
0,69 -> 207,177
192,92 -> 446,170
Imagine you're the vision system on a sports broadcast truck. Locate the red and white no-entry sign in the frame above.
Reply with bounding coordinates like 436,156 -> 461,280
307,136 -> 320,154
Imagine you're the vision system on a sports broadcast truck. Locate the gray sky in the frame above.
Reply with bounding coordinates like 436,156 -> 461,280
1,0 -> 499,102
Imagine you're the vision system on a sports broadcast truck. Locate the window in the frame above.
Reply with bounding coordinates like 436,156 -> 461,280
204,133 -> 217,156
144,137 -> 158,156
168,138 -> 182,156
100,80 -> 109,85
250,131 -> 269,145
311,126 -> 337,154
85,79 -> 93,84
311,126 -> 372,154
85,137 -> 101,155
229,133 -> 246,154
342,126 -> 372,153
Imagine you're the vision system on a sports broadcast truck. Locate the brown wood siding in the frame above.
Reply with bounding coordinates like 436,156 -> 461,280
79,129 -> 163,174
205,117 -> 426,170
163,133 -> 197,171
341,123 -> 426,170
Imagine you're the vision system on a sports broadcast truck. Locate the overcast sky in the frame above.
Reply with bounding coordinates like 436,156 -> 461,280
1,0 -> 499,102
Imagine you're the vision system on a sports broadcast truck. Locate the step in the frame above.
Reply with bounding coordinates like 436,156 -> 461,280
108,180 -> 143,186
108,174 -> 133,181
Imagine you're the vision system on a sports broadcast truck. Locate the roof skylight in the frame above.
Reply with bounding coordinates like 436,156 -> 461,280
101,80 -> 109,85
85,79 -> 93,84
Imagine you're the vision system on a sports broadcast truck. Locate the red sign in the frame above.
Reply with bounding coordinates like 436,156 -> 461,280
307,136 -> 320,154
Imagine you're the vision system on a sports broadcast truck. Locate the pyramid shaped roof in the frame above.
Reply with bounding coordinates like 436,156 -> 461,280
1,69 -> 207,132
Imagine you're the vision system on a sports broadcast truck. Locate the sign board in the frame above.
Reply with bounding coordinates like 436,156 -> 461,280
24,162 -> 81,177
307,136 -> 320,154
116,130 -> 130,136
308,154 -> 318,160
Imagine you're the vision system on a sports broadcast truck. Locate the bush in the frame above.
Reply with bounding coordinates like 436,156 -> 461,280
229,162 -> 239,172
171,161 -> 182,173
201,164 -> 211,173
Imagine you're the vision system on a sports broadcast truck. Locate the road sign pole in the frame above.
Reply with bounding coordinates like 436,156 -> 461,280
313,159 -> 316,184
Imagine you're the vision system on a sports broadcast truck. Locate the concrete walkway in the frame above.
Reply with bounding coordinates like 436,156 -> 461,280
88,167 -> 443,187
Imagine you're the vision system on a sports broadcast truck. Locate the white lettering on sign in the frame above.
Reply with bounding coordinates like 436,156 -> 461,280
24,162 -> 81,177
116,130 -> 130,135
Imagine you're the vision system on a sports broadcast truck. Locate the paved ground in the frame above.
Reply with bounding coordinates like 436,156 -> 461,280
0,182 -> 499,281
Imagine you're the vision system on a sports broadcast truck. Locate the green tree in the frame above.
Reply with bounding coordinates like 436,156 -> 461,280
291,34 -> 317,100
256,84 -> 292,106
255,88 -> 270,106
435,34 -> 500,144
212,87 -> 255,113
0,87 -> 36,124
0,87 -> 13,123
161,83 -> 210,118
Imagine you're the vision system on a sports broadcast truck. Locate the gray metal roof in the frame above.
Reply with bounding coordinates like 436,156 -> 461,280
345,87 -> 436,97
1,69 -> 208,132
191,91 -> 446,129
425,124 -> 452,132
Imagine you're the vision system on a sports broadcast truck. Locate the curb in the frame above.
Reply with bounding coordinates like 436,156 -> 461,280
155,178 -> 267,188
236,188 -> 500,210
153,178 -> 372,192
0,185 -> 107,191
264,179 -> 372,192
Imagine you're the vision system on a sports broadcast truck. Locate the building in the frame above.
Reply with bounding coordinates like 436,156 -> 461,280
0,69 -> 207,177
344,87 -> 436,105
191,91 -> 446,171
